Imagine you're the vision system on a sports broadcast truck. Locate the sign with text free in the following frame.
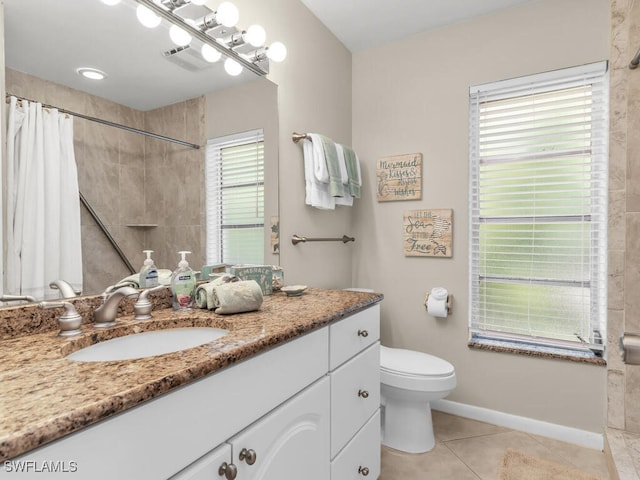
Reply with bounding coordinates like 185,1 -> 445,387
403,209 -> 453,257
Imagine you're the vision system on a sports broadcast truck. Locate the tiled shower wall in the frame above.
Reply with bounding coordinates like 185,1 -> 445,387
608,0 -> 640,433
5,69 -> 205,295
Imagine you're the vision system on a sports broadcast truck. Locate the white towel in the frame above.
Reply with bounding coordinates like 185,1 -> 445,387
303,137 -> 334,210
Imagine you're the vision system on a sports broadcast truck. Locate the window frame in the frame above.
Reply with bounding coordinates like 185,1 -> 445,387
205,129 -> 265,267
468,62 -> 609,359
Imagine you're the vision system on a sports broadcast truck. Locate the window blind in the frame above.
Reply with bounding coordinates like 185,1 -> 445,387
468,62 -> 608,353
205,129 -> 264,266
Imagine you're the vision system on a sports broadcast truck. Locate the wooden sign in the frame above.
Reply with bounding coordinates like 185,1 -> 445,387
403,209 -> 453,257
376,153 -> 422,201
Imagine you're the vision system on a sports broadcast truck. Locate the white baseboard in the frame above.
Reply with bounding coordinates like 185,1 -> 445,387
431,399 -> 604,451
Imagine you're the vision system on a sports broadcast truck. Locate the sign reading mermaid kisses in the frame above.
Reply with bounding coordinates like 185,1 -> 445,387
376,153 -> 423,201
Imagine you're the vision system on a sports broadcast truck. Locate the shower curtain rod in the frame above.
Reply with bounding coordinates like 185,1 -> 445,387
5,94 -> 200,150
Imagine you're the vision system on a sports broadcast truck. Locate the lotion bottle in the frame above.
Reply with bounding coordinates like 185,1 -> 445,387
171,251 -> 196,310
139,250 -> 159,288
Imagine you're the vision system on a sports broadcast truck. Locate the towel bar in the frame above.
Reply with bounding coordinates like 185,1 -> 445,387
292,132 -> 309,144
292,234 -> 355,245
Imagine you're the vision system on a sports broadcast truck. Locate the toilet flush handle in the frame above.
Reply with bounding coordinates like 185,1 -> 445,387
357,329 -> 369,337
358,389 -> 369,398
358,466 -> 370,476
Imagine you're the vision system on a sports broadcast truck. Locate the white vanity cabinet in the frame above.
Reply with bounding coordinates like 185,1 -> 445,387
5,303 -> 381,480
172,377 -> 330,480
329,304 -> 381,480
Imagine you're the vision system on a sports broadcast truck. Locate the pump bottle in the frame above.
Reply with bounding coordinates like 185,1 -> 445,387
139,250 -> 159,288
171,251 -> 196,310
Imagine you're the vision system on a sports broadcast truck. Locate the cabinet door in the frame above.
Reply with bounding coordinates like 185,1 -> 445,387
230,377 -> 330,480
169,443 -> 232,480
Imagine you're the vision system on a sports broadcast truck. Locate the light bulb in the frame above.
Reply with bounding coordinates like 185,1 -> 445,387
169,24 -> 192,46
216,2 -> 239,28
201,44 -> 222,62
245,24 -> 266,47
136,5 -> 161,28
224,58 -> 243,76
101,0 -> 121,5
267,42 -> 287,62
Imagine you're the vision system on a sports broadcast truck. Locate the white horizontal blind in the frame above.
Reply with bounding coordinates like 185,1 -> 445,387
205,129 -> 264,266
469,62 -> 608,353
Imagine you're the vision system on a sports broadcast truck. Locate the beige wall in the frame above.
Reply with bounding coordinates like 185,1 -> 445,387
607,0 -> 640,434
232,0 -> 354,288
351,0 -> 610,432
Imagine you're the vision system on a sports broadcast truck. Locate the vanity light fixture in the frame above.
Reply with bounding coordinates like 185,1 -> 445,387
201,43 -> 222,62
224,58 -> 243,76
169,23 -> 192,46
132,0 -> 285,76
136,4 -> 162,28
266,41 -> 287,62
77,68 -> 107,80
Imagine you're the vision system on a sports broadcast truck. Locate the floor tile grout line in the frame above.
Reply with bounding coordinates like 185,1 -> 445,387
439,440 -> 489,480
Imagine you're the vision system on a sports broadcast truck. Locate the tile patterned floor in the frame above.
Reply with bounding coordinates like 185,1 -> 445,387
379,411 -> 610,479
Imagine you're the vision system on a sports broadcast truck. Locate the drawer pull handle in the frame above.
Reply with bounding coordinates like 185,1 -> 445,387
218,462 -> 238,480
239,448 -> 257,465
358,389 -> 369,399
358,329 -> 369,337
358,466 -> 370,476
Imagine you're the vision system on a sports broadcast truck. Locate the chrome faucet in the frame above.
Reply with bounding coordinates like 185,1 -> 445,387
0,294 -> 37,304
103,280 -> 138,295
93,286 -> 139,328
39,301 -> 82,337
49,279 -> 81,298
134,285 -> 166,320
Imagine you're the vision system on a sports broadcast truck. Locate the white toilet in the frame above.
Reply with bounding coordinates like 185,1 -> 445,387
380,345 -> 456,453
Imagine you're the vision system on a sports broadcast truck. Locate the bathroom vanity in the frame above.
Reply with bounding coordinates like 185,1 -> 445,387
0,289 -> 382,480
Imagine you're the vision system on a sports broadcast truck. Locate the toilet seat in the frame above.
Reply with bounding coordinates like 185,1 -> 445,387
380,346 -> 454,377
380,345 -> 456,392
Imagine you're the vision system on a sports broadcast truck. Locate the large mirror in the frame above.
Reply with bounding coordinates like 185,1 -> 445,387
2,0 -> 280,301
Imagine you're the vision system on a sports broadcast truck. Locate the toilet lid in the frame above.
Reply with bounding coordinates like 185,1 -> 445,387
380,346 -> 455,378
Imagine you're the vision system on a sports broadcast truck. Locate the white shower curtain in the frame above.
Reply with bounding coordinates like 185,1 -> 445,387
6,96 -> 83,300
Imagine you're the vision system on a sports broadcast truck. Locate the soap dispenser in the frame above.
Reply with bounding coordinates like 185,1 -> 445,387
171,251 -> 196,310
139,250 -> 159,288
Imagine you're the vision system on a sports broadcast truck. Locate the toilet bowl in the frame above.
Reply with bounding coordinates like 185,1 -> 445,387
380,345 -> 456,453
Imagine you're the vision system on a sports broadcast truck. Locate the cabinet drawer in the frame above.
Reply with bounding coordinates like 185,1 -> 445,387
330,342 -> 380,458
331,410 -> 381,480
330,304 -> 380,370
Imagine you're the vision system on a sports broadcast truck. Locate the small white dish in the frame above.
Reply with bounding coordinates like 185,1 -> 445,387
282,285 -> 308,297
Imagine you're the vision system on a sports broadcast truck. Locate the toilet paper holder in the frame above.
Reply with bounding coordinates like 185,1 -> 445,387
424,293 -> 453,316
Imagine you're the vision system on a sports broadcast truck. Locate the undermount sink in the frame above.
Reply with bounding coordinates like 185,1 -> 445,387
66,327 -> 229,362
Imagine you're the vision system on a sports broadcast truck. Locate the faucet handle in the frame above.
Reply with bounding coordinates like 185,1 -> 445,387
39,301 -> 82,337
134,285 -> 166,321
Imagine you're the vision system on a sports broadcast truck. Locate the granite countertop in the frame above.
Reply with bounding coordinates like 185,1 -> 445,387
0,288 -> 382,461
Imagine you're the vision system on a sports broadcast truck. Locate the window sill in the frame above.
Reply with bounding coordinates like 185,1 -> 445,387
468,337 -> 606,366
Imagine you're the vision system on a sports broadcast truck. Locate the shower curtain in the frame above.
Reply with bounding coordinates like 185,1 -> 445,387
6,96 -> 83,300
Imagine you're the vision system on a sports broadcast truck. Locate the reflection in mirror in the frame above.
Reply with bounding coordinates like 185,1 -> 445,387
2,0 -> 279,303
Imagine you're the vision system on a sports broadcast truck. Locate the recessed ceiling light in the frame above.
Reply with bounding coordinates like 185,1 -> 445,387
77,68 -> 107,80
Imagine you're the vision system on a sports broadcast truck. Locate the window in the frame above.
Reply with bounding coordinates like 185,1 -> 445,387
468,62 -> 608,357
205,129 -> 264,266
